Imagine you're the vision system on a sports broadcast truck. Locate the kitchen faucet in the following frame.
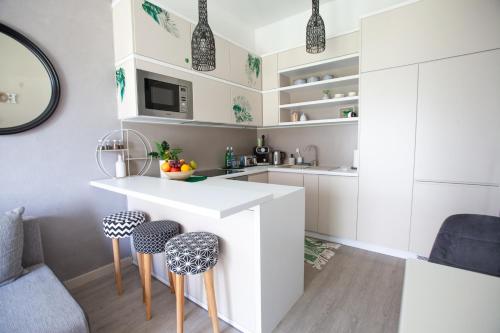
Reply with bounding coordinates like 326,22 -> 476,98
305,145 -> 318,166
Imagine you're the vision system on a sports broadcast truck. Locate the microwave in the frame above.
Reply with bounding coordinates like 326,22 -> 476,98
137,70 -> 193,120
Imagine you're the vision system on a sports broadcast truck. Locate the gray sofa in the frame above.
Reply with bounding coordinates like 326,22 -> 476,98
0,217 -> 90,333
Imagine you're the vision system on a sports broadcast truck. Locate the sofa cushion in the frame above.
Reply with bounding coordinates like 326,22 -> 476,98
0,264 -> 89,333
0,207 -> 25,286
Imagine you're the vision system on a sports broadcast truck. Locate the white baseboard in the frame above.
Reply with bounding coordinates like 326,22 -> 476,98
305,231 -> 418,260
64,257 -> 133,290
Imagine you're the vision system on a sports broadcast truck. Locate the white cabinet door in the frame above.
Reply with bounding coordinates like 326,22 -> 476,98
304,174 -> 319,232
361,0 -> 500,72
262,54 -> 278,90
268,172 -> 303,187
248,172 -> 268,184
277,32 -> 359,70
229,43 -> 262,90
410,181 -> 500,257
133,0 -> 191,68
415,50 -> 500,185
357,65 -> 418,251
262,92 -> 279,127
318,176 -> 358,239
230,87 -> 262,127
192,76 -> 231,124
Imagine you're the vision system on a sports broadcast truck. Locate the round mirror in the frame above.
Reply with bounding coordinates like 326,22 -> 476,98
0,23 -> 60,135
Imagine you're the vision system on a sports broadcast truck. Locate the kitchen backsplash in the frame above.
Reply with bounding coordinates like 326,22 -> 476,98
123,122 -> 257,176
258,124 -> 358,167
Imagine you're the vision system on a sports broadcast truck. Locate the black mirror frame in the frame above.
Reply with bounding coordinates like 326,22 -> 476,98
0,22 -> 60,135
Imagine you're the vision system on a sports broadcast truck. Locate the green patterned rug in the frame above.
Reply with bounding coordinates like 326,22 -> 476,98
304,237 -> 341,270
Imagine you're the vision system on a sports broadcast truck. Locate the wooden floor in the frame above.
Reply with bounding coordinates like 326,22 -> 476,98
70,246 -> 405,333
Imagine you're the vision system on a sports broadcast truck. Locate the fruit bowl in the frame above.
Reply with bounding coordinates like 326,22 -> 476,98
161,170 -> 195,180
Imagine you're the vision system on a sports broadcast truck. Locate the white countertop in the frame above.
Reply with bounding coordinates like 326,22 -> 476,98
399,260 -> 500,333
90,176 -> 302,219
212,165 -> 358,179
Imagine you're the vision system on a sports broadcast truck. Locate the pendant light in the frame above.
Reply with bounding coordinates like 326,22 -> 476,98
191,0 -> 216,71
306,0 -> 326,54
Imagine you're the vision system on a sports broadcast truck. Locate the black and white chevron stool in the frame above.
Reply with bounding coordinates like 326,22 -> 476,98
102,211 -> 146,295
165,232 -> 220,333
132,220 -> 180,321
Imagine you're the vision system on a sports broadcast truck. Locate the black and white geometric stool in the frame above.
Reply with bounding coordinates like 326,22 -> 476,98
132,220 -> 180,320
102,211 -> 146,295
165,232 -> 220,333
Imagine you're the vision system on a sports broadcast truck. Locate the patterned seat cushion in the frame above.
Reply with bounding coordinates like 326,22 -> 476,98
165,232 -> 219,276
102,211 -> 146,239
133,220 -> 180,254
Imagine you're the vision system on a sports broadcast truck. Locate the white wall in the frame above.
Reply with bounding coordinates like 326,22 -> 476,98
0,0 -> 127,280
254,0 -> 411,55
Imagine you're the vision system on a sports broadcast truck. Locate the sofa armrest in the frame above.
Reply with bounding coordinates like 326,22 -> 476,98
22,217 -> 44,267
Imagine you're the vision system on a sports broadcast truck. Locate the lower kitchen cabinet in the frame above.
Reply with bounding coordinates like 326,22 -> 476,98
410,181 -> 500,257
304,174 -> 319,232
318,176 -> 358,239
248,172 -> 268,183
268,172 -> 303,187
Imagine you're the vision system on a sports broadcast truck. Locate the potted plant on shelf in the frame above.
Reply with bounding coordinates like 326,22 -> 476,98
322,89 -> 331,100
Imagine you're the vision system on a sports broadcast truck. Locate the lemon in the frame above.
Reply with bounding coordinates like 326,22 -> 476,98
181,164 -> 192,172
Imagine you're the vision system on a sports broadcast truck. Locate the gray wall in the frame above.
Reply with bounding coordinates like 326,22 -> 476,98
0,0 -> 127,280
258,125 -> 358,167
123,122 -> 257,175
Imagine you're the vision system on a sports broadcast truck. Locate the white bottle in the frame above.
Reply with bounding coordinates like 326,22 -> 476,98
115,154 -> 126,178
289,153 -> 296,165
296,148 -> 303,164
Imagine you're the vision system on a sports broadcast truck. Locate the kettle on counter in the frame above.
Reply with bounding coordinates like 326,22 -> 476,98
273,151 -> 287,165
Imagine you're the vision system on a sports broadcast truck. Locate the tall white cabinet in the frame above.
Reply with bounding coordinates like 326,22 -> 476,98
357,65 -> 418,251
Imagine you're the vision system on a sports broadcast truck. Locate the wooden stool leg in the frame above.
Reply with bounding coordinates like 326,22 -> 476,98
203,269 -> 220,333
112,238 -> 123,295
167,270 -> 176,294
137,252 -> 146,303
175,274 -> 185,333
144,253 -> 152,320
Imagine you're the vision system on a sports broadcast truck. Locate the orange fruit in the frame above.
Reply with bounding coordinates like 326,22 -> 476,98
161,162 -> 171,172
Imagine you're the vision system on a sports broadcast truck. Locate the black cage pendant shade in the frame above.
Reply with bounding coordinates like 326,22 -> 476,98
306,0 -> 326,54
192,0 -> 216,71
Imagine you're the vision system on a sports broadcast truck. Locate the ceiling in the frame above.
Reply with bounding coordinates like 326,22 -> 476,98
156,0 -> 338,29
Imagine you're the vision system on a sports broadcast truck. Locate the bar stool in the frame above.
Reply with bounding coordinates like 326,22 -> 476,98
165,232 -> 220,333
102,211 -> 146,295
132,220 -> 180,320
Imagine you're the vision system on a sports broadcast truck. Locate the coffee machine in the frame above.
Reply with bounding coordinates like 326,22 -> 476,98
254,135 -> 271,165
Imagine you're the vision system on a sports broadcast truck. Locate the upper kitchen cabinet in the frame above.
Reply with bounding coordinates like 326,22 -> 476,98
229,43 -> 262,90
115,59 -> 138,119
262,92 -> 279,127
414,50 -> 500,186
190,23 -> 231,81
230,87 -> 262,127
192,76 -> 231,124
361,0 -> 500,72
262,54 -> 279,91
357,65 -> 418,251
113,0 -> 191,68
277,31 -> 359,70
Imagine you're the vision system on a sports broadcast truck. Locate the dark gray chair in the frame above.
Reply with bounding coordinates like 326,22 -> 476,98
429,214 -> 500,277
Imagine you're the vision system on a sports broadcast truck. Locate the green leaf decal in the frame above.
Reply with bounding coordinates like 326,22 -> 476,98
232,96 -> 253,123
115,68 -> 125,102
245,53 -> 261,86
142,1 -> 180,38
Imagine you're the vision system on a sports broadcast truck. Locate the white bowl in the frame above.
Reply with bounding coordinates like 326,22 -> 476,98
347,91 -> 357,97
307,76 -> 320,83
322,74 -> 334,80
161,170 -> 194,180
293,79 -> 306,85
334,93 -> 345,98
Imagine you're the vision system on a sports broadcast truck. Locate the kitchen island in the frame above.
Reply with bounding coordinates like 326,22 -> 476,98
90,175 -> 304,333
